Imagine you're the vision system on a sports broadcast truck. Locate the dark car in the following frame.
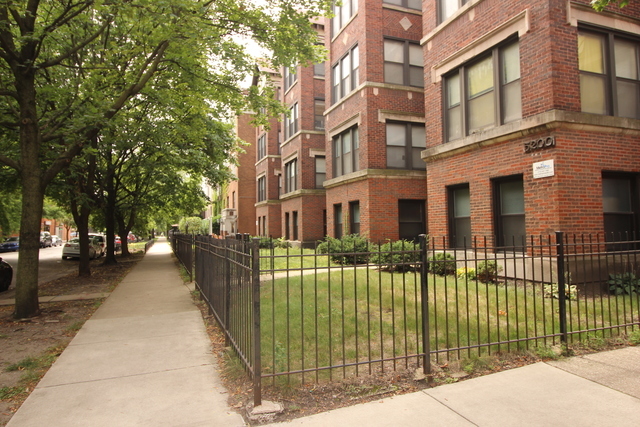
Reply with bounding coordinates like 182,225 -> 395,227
0,257 -> 12,292
0,237 -> 19,253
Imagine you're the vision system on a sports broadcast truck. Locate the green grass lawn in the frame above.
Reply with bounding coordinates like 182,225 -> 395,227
260,268 -> 640,383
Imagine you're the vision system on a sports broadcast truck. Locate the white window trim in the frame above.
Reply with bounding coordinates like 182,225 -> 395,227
567,2 -> 640,34
378,110 -> 426,124
328,113 -> 361,138
429,9 -> 529,83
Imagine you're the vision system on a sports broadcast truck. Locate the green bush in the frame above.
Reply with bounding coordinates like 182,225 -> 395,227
428,252 -> 456,276
256,237 -> 291,249
316,234 -> 371,265
370,240 -> 420,272
608,272 -> 640,295
456,267 -> 476,281
543,283 -> 578,300
476,260 -> 502,283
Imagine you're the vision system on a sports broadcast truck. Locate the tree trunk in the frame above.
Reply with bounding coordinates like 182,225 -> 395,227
103,170 -> 117,265
13,69 -> 43,319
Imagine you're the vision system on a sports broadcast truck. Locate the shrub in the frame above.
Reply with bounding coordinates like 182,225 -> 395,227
428,253 -> 456,276
456,267 -> 476,281
608,272 -> 640,295
543,283 -> 578,300
316,234 -> 371,265
256,237 -> 291,249
476,260 -> 502,283
370,240 -> 420,272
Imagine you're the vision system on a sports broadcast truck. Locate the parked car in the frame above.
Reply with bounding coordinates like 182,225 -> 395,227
51,235 -> 63,247
40,231 -> 53,248
62,237 -> 101,260
115,236 -> 122,252
0,257 -> 12,292
88,234 -> 106,257
0,237 -> 19,253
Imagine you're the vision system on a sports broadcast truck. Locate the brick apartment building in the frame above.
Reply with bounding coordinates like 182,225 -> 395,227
422,0 -> 640,247
228,0 -> 640,246
254,68 -> 284,239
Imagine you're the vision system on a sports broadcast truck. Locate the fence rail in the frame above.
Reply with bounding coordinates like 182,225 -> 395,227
176,232 -> 640,406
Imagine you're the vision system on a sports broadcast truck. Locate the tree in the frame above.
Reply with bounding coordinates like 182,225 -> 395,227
0,0 -> 331,318
591,0 -> 630,11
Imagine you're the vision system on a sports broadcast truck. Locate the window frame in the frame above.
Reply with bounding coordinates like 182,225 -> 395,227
315,155 -> 326,189
332,125 -> 360,178
284,158 -> 298,193
331,0 -> 358,38
493,175 -> 525,249
257,176 -> 266,202
284,66 -> 297,91
284,103 -> 299,140
383,0 -> 421,11
443,38 -> 521,142
448,184 -> 471,248
386,121 -> 426,170
314,98 -> 325,130
384,38 -> 424,88
398,200 -> 426,242
257,133 -> 267,160
439,0 -> 469,23
332,45 -> 359,104
349,201 -> 360,235
578,27 -> 640,119
334,204 -> 343,238
602,172 -> 639,243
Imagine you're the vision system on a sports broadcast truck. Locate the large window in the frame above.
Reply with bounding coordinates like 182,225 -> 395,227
384,39 -> 424,87
349,201 -> 360,235
579,30 -> 640,119
386,121 -> 425,169
315,156 -> 326,188
439,0 -> 469,22
257,134 -> 267,160
284,66 -> 297,91
334,204 -> 343,238
285,103 -> 298,139
257,176 -> 266,202
448,185 -> 471,248
384,0 -> 421,10
333,126 -> 359,178
332,45 -> 359,103
314,99 -> 325,130
284,159 -> 297,193
331,0 -> 358,38
494,176 -> 525,248
399,200 -> 426,242
445,40 -> 521,141
602,173 -> 638,240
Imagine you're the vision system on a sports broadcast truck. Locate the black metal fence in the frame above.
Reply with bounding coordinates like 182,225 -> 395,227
171,234 -> 194,281
179,232 -> 640,406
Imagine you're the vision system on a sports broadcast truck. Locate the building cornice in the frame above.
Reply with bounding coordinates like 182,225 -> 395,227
422,110 -> 640,162
323,168 -> 427,189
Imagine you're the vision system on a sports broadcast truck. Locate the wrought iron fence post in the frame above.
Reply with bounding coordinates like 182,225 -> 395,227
224,240 -> 231,347
556,231 -> 568,344
419,234 -> 431,375
251,238 -> 262,407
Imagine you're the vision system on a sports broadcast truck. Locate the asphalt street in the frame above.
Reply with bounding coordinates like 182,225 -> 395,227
0,245 -> 78,291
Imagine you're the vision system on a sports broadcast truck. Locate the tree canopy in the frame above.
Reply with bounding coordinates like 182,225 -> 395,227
0,0 -> 331,318
591,0 -> 630,11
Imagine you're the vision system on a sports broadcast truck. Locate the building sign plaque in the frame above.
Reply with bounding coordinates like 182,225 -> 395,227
533,159 -> 555,179
524,136 -> 555,153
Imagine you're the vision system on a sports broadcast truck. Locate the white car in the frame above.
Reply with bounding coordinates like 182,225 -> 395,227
88,234 -> 106,257
51,235 -> 63,247
62,237 -> 101,260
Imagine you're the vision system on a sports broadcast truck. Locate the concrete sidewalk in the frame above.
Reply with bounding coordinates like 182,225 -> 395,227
263,347 -> 640,427
7,239 -> 245,427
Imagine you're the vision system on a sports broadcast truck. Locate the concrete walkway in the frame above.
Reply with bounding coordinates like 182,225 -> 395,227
5,239 -> 640,426
6,239 -> 245,427
263,346 -> 640,426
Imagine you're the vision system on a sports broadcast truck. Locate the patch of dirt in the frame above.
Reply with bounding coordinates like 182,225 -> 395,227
0,254 -> 143,426
191,288 -> 638,425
